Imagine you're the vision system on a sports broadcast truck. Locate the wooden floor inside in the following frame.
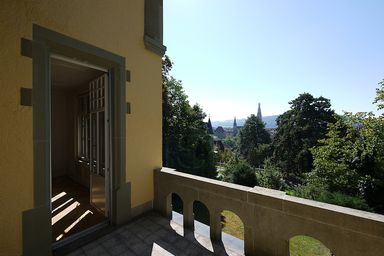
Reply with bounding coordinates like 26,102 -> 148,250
51,176 -> 106,242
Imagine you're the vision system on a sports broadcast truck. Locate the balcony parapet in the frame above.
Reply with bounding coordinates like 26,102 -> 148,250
154,167 -> 384,256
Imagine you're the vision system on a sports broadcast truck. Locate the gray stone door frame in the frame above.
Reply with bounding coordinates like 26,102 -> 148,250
22,24 -> 130,255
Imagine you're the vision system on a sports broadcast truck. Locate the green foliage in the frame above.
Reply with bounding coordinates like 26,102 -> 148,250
162,55 -> 173,83
272,93 -> 336,181
248,143 -> 271,168
373,79 -> 384,110
215,148 -> 235,164
223,159 -> 257,187
310,115 -> 362,195
162,56 -> 216,178
222,136 -> 239,151
318,191 -> 372,211
310,111 -> 384,213
290,183 -> 372,211
290,235 -> 332,256
221,210 -> 244,240
256,159 -> 286,190
239,114 -> 271,164
231,162 -> 257,187
164,57 -> 384,214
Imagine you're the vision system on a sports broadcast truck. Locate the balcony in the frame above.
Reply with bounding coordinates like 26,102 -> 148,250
67,168 -> 384,256
65,210 -> 243,256
154,168 -> 384,256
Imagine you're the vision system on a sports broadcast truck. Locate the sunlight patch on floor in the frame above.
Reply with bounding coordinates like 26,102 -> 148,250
55,210 -> 93,241
64,210 -> 93,233
55,234 -> 64,241
151,243 -> 175,256
194,232 -> 214,252
52,201 -> 80,225
51,191 -> 66,203
170,219 -> 184,236
52,198 -> 73,214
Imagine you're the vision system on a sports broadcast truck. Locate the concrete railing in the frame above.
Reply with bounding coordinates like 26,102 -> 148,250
154,168 -> 384,256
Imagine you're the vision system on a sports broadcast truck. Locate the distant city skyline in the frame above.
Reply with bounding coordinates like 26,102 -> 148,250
211,115 -> 278,129
164,0 -> 384,121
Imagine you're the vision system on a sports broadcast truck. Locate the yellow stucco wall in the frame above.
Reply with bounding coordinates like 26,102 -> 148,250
0,1 -> 162,255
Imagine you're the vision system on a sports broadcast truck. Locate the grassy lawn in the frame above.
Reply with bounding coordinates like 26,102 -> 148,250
290,236 -> 331,256
221,211 -> 331,256
221,210 -> 244,240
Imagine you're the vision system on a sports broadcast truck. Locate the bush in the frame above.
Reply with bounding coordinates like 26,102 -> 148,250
226,160 -> 257,187
318,191 -> 372,211
216,148 -> 235,164
289,184 -> 373,212
256,159 -> 286,190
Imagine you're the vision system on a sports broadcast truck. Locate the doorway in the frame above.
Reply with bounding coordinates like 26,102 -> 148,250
23,25 -> 129,255
50,55 -> 111,243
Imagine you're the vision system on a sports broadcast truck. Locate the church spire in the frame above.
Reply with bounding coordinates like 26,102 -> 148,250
257,103 -> 262,121
207,116 -> 214,135
233,117 -> 238,136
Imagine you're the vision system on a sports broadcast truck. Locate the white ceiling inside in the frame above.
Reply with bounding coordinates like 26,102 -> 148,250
51,57 -> 105,90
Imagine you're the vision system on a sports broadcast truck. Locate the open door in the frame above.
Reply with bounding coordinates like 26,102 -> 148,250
89,74 -> 110,217
51,56 -> 110,243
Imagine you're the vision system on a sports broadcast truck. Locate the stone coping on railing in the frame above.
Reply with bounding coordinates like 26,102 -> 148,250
159,168 -> 384,223
160,167 -> 252,191
154,167 -> 384,256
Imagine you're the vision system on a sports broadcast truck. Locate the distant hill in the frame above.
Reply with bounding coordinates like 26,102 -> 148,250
212,115 -> 279,129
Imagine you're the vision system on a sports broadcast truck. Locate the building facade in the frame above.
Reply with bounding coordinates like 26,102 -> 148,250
0,1 -> 164,255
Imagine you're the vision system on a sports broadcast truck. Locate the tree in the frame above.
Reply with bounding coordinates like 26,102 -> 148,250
256,158 -> 286,190
162,56 -> 216,178
310,114 -> 362,195
215,148 -> 236,165
224,159 -> 257,187
288,81 -> 384,213
248,144 -> 271,168
239,114 -> 271,165
222,136 -> 239,151
308,112 -> 384,213
271,93 -> 336,183
373,79 -> 384,110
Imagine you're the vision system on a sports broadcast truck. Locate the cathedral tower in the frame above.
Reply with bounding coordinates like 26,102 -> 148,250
257,103 -> 262,121
233,117 -> 238,136
207,117 -> 214,135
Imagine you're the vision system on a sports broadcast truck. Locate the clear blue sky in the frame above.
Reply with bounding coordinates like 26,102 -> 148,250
164,0 -> 384,121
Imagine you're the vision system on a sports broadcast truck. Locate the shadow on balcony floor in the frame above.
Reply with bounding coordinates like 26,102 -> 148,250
65,211 -> 244,256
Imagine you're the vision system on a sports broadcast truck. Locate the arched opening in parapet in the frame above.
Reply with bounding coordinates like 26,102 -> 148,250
290,235 -> 333,256
193,201 -> 212,251
170,193 -> 183,236
193,201 -> 210,235
221,210 -> 245,254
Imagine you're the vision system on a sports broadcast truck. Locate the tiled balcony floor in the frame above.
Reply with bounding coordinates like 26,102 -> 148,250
66,212 -> 244,256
